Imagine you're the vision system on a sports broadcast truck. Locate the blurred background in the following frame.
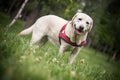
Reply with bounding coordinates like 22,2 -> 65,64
0,0 -> 120,80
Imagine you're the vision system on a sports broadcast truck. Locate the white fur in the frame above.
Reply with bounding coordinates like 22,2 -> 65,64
19,12 -> 93,64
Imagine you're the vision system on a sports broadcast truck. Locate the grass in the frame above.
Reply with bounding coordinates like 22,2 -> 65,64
0,12 -> 120,80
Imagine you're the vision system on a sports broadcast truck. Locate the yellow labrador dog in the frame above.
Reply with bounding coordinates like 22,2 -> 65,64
19,10 -> 93,64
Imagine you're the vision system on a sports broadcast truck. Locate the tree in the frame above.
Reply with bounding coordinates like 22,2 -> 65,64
98,0 -> 120,60
6,0 -> 28,30
22,0 -> 84,29
7,0 -> 17,14
23,0 -> 42,29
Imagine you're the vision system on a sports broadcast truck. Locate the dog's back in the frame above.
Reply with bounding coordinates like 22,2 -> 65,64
19,15 -> 67,36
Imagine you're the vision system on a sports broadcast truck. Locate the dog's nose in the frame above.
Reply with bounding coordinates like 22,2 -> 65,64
79,26 -> 84,31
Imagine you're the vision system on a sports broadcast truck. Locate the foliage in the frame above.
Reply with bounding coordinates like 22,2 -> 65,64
0,0 -> 84,19
97,0 -> 120,52
39,0 -> 84,19
64,0 -> 83,19
0,12 -> 120,80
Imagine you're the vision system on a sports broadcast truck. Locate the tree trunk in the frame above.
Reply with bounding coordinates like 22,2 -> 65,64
6,0 -> 28,30
86,37 -> 92,48
103,45 -> 108,53
107,47 -> 113,62
94,44 -> 100,54
7,0 -> 17,14
112,50 -> 118,60
23,2 -> 41,29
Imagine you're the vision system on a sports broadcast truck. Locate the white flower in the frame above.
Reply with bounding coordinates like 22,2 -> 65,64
52,58 -> 57,62
4,40 -> 6,42
60,63 -> 64,67
35,58 -> 39,62
34,56 -> 42,62
80,58 -> 85,64
32,49 -> 36,54
19,55 -> 26,63
70,70 -> 76,77
44,52 -> 48,57
21,55 -> 26,59
19,59 -> 22,63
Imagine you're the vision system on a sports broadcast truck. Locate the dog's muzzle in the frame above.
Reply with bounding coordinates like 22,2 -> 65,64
74,24 -> 84,35
77,26 -> 84,32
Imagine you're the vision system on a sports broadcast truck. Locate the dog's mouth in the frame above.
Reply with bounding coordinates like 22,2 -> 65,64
73,24 -> 84,35
75,28 -> 83,35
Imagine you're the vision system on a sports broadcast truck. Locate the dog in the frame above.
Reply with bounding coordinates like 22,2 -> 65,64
19,10 -> 93,64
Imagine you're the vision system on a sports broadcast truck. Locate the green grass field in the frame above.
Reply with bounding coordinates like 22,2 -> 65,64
0,12 -> 120,80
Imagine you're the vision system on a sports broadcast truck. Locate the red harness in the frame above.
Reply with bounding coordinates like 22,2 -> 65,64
59,22 -> 87,47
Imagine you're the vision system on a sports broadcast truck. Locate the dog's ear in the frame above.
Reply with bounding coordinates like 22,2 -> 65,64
71,9 -> 82,21
71,13 -> 77,26
71,15 -> 77,21
89,22 -> 93,32
71,9 -> 83,25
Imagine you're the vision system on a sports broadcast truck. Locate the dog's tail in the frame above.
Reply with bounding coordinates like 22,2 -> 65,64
19,24 -> 34,36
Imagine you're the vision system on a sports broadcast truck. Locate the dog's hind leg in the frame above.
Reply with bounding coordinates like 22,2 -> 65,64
38,36 -> 48,47
30,32 -> 48,48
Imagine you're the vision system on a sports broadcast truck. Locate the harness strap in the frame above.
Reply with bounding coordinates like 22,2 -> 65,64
59,22 -> 87,47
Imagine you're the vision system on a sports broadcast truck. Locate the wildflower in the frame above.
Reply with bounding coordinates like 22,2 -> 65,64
100,70 -> 106,74
52,58 -> 57,62
19,55 -> 26,63
60,63 -> 64,67
56,60 -> 59,63
80,58 -> 85,64
19,59 -> 22,63
21,55 -> 26,59
4,40 -> 6,42
70,70 -> 76,77
32,49 -> 36,54
35,57 -> 40,62
44,52 -> 48,57
34,56 -> 42,62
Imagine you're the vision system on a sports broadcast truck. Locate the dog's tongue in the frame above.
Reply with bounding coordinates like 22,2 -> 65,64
76,30 -> 82,35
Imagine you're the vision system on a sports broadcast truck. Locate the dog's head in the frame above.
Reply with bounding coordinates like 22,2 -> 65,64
71,10 -> 93,35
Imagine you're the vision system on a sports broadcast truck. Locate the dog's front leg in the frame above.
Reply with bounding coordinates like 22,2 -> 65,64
59,45 -> 66,55
69,48 -> 81,64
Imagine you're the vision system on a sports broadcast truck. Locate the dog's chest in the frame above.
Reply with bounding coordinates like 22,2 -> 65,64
61,41 -> 77,51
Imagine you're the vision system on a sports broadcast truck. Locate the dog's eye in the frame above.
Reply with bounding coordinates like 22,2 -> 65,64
86,21 -> 89,25
78,18 -> 82,21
